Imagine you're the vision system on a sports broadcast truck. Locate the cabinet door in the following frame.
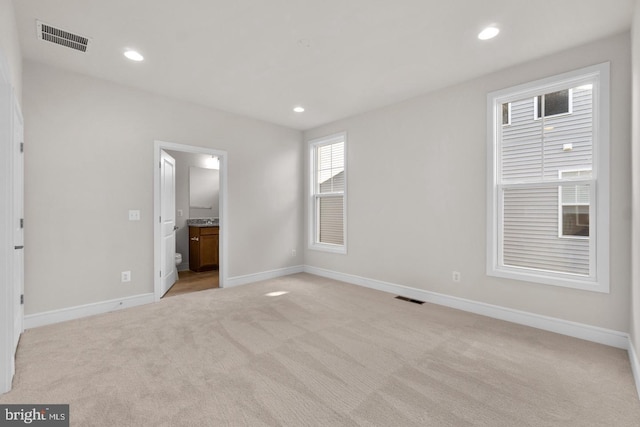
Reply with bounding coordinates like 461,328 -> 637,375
188,227 -> 200,271
200,234 -> 218,269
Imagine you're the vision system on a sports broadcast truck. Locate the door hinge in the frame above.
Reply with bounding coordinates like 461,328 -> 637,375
159,216 -> 161,223
20,142 -> 24,153
159,162 -> 162,169
20,218 -> 24,229
159,270 -> 162,277
20,294 -> 24,305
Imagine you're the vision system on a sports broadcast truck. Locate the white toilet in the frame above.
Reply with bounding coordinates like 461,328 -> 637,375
176,252 -> 182,279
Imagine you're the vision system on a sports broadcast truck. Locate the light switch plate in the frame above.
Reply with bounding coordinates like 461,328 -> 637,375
128,210 -> 141,221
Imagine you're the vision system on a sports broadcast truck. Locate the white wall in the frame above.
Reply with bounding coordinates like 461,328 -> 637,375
631,3 -> 640,351
0,0 -> 21,101
304,33 -> 631,332
23,61 -> 304,315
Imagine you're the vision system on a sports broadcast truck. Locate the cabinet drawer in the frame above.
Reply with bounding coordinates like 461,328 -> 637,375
200,226 -> 219,235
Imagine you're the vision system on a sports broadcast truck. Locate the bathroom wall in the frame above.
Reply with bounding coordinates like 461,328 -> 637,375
165,150 -> 219,271
189,165 -> 219,219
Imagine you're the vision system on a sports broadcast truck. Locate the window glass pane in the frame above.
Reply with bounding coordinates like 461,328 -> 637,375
501,95 -> 545,182
536,89 -> 569,118
501,85 -> 592,183
561,169 -> 592,179
560,178 -> 590,238
317,141 -> 345,193
560,181 -> 590,205
502,103 -> 510,125
502,186 -> 589,276
562,205 -> 589,237
318,196 -> 344,245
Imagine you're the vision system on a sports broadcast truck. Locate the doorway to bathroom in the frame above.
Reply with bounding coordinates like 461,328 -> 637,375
163,270 -> 218,298
153,140 -> 228,301
163,149 -> 220,298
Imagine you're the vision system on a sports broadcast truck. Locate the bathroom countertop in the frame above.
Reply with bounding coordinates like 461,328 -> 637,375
187,218 -> 219,227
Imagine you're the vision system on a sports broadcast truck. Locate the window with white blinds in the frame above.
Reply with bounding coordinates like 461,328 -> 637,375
309,133 -> 346,253
487,63 -> 609,292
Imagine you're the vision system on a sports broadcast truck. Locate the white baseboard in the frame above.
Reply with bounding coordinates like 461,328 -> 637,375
629,340 -> 640,400
24,293 -> 155,329
225,265 -> 304,288
23,265 -> 305,329
21,265 -> 632,351
303,266 -> 629,350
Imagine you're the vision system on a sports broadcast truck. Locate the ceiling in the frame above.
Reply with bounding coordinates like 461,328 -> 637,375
14,0 -> 635,131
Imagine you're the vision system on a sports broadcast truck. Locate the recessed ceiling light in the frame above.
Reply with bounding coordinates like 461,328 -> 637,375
478,26 -> 500,41
124,50 -> 144,61
293,106 -> 305,113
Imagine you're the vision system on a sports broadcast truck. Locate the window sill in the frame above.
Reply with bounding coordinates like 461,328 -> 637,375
487,265 -> 608,293
309,243 -> 347,255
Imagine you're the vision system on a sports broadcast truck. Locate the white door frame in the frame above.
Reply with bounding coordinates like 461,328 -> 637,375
153,140 -> 228,301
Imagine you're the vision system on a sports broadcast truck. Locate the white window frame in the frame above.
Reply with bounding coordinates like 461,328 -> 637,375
486,62 -> 609,293
308,132 -> 347,254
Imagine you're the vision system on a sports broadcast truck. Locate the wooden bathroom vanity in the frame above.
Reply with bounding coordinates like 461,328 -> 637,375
188,225 -> 219,272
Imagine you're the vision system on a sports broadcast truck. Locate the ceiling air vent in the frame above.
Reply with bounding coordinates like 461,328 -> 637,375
36,20 -> 90,53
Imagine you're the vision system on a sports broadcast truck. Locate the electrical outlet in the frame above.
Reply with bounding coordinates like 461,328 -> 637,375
291,249 -> 297,257
121,271 -> 131,282
452,271 -> 461,282
177,209 -> 183,217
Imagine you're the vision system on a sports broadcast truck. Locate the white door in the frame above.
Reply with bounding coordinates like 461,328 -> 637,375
0,59 -> 22,394
160,150 -> 177,296
12,104 -> 23,343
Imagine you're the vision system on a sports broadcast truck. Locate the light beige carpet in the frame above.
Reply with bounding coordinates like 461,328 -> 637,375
1,273 -> 639,426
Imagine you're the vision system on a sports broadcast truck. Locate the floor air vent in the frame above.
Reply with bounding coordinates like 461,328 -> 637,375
395,296 -> 425,305
37,20 -> 90,52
